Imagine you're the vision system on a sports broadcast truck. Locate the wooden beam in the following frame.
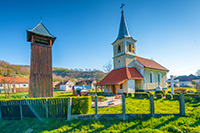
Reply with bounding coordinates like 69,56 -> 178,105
114,85 -> 119,95
106,85 -> 110,94
100,85 -> 103,93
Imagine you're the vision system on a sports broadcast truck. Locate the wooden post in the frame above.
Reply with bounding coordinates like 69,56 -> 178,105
122,95 -> 126,121
114,85 -> 118,95
150,94 -> 155,117
95,96 -> 98,119
0,104 -> 2,119
20,100 -> 23,120
100,85 -> 103,93
46,98 -> 48,118
106,85 -> 110,94
179,94 -> 185,116
67,97 -> 72,121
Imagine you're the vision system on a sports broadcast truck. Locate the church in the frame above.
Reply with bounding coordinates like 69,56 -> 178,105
96,9 -> 169,94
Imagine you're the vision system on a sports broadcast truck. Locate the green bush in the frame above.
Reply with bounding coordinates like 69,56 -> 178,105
155,90 -> 165,96
135,92 -> 150,99
173,94 -> 179,100
184,94 -> 200,100
168,91 -> 171,94
155,93 -> 163,99
166,94 -> 172,100
72,96 -> 92,114
146,91 -> 151,94
185,96 -> 194,103
128,93 -> 133,97
123,92 -> 128,97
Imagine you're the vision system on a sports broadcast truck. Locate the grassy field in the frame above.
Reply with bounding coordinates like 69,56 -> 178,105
1,89 -> 200,132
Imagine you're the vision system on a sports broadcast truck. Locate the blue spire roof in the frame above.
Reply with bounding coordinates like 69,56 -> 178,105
117,11 -> 130,40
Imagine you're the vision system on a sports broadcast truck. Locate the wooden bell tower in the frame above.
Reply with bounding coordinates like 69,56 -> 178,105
27,23 -> 56,98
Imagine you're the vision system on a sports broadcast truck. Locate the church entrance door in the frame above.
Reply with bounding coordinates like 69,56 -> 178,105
112,85 -> 116,94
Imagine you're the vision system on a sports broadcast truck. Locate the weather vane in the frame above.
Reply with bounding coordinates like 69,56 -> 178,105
120,3 -> 125,11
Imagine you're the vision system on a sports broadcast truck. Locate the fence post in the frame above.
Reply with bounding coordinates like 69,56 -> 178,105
179,94 -> 185,116
0,103 -> 2,119
122,94 -> 126,121
46,98 -> 48,118
67,97 -> 72,121
150,94 -> 155,117
95,96 -> 98,119
20,100 -> 23,120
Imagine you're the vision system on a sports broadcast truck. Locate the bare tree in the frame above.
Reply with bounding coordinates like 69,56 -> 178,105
103,60 -> 112,73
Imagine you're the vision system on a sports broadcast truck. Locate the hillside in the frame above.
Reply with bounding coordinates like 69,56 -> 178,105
0,60 -> 106,82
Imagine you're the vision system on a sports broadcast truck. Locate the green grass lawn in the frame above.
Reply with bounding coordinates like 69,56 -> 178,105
1,93 -> 200,132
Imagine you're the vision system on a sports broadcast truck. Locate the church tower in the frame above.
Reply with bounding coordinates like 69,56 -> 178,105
27,23 -> 56,98
112,10 -> 137,69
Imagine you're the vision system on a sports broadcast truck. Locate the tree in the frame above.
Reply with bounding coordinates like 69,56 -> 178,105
103,60 -> 112,73
196,70 -> 200,76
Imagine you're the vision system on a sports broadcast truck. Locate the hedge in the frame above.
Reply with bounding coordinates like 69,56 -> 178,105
166,94 -> 172,100
72,96 -> 92,114
135,92 -> 150,99
155,90 -> 165,96
173,94 -> 179,100
123,92 -> 128,97
128,93 -> 133,97
155,93 -> 163,99
184,94 -> 200,100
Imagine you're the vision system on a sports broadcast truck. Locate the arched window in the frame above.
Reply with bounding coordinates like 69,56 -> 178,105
118,45 -> 121,53
150,72 -> 153,83
129,44 -> 132,52
158,73 -> 161,83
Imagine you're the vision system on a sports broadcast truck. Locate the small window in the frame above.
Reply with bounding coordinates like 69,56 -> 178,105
0,84 -> 2,87
158,74 -> 161,83
118,60 -> 120,63
129,44 -> 132,52
118,45 -> 121,53
23,84 -> 26,87
120,84 -> 123,89
150,73 -> 153,83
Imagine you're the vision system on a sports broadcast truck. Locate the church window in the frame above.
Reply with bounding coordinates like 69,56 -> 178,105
120,84 -> 123,89
158,73 -> 161,83
118,45 -> 121,53
150,72 -> 153,83
129,44 -> 132,52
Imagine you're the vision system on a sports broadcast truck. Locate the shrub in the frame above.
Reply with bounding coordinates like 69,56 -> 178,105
185,96 -> 194,103
173,94 -> 179,100
174,87 -> 187,94
166,94 -> 172,100
146,91 -> 151,94
128,93 -> 133,97
135,92 -> 150,99
123,92 -> 128,97
155,90 -> 164,96
72,96 -> 92,114
168,91 -> 171,94
155,93 -> 163,99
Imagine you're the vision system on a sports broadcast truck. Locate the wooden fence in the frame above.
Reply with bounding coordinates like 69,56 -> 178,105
68,94 -> 185,121
0,98 -> 68,119
0,94 -> 185,121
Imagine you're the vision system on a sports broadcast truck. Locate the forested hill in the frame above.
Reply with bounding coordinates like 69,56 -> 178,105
0,60 -> 106,82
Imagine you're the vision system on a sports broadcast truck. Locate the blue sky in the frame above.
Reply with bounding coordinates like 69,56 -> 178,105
1,0 -> 200,77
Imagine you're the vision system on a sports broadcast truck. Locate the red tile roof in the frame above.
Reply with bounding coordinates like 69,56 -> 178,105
96,67 -> 144,85
136,56 -> 168,71
0,77 -> 29,83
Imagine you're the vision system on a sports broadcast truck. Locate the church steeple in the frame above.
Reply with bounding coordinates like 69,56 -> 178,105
116,10 -> 130,40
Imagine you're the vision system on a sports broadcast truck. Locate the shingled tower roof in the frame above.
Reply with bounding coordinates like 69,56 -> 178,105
27,23 -> 56,44
116,11 -> 130,40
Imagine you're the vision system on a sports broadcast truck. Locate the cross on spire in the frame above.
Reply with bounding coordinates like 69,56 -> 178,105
40,16 -> 42,23
120,3 -> 125,11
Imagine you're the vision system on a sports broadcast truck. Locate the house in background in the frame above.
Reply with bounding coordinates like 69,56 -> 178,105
75,79 -> 96,90
0,77 -> 29,93
96,9 -> 168,94
174,74 -> 200,87
55,80 -> 74,91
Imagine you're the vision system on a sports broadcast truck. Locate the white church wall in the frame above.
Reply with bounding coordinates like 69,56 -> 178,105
128,80 -> 135,93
